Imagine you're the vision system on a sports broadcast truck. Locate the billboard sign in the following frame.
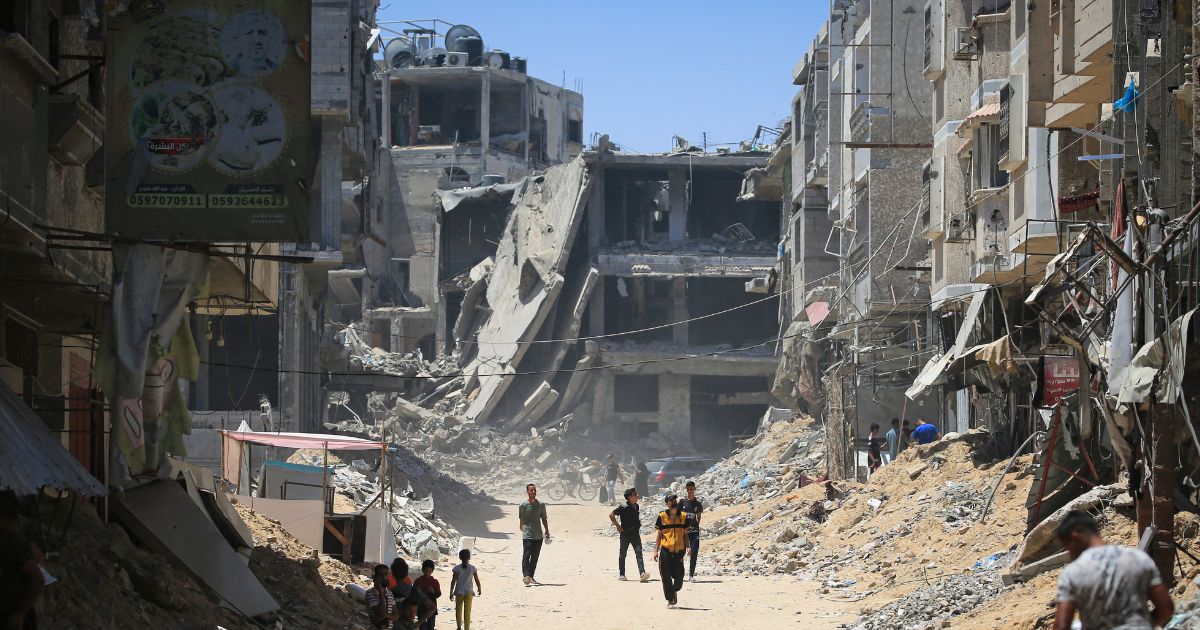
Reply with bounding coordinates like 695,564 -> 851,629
106,1 -> 310,241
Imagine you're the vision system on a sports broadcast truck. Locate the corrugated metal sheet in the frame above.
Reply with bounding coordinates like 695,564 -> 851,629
0,380 -> 106,497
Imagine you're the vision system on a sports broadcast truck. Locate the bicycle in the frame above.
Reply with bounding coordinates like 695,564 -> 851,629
544,472 -> 598,501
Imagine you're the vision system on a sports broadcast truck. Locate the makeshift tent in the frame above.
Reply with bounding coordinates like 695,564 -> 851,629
0,380 -> 106,497
219,427 -> 393,563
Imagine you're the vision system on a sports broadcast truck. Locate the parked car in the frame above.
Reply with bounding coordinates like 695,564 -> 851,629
645,457 -> 717,494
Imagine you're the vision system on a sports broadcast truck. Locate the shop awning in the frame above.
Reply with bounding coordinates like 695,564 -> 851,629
221,429 -> 385,451
905,289 -> 988,399
962,102 -> 1001,126
0,380 -> 106,497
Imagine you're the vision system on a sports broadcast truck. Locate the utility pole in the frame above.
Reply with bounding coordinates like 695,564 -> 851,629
1119,0 -> 1189,586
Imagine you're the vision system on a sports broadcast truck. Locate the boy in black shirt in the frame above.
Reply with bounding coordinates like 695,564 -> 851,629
608,488 -> 650,581
678,480 -> 704,582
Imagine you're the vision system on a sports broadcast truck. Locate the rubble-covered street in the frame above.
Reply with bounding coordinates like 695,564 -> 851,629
5,1 -> 1200,629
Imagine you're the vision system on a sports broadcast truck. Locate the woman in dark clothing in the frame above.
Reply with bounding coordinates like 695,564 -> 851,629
634,462 -> 650,498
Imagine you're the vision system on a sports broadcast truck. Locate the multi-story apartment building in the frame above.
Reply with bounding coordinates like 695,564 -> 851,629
781,0 -> 939,477
370,21 -> 584,360
267,0 -> 386,433
580,151 -> 781,453
914,0 -> 1110,445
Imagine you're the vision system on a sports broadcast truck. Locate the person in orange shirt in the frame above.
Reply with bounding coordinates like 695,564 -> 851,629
652,495 -> 688,608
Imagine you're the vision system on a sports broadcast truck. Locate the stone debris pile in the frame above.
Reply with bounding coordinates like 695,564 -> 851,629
673,412 -> 827,507
333,323 -> 459,378
694,428 -> 1050,627
286,448 -> 465,561
849,556 -> 1011,630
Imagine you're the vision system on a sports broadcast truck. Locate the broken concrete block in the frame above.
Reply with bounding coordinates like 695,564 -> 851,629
536,451 -> 552,464
907,463 -> 929,480
519,446 -> 533,458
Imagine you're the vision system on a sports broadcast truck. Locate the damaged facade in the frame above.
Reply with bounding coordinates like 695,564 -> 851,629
768,0 -> 1200,589
317,22 -> 586,427
412,147 -> 784,455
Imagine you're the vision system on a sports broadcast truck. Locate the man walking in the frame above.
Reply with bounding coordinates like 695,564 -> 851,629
1053,510 -> 1173,629
678,481 -> 704,582
609,488 -> 650,582
653,495 -> 688,608
884,418 -> 901,464
605,455 -> 623,506
518,483 -> 549,586
911,418 -> 940,445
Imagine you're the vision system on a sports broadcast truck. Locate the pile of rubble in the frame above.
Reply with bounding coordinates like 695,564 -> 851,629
39,489 -> 370,629
850,557 -> 1010,630
672,411 -> 827,508
286,448 -> 466,561
333,323 -> 458,378
695,425 -> 1056,627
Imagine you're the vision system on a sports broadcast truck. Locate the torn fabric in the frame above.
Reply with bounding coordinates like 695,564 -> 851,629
1116,306 -> 1198,407
95,244 -> 208,477
437,181 -> 523,213
974,335 -> 1018,378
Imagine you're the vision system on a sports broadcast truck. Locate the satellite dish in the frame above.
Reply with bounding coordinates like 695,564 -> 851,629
418,47 -> 447,67
444,24 -> 482,53
486,50 -> 510,70
384,38 -> 415,68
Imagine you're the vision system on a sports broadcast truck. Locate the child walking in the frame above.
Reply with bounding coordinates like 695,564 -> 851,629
412,559 -> 442,630
449,549 -> 481,630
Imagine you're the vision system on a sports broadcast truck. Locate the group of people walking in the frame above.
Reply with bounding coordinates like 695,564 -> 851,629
606,480 -> 704,607
518,473 -> 707,609
366,554 -> 480,630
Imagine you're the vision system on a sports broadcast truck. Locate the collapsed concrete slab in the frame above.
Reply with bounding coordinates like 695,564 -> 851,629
509,381 -> 560,429
461,158 -> 593,422
112,480 -> 279,619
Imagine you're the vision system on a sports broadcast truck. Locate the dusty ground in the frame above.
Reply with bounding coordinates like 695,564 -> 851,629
429,494 -> 859,629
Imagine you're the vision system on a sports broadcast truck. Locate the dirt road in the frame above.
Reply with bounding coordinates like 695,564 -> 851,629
433,495 -> 855,629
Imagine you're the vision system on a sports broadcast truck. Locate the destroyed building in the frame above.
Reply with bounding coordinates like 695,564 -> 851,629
314,21 -> 585,422
580,152 -> 782,453
420,148 -> 785,455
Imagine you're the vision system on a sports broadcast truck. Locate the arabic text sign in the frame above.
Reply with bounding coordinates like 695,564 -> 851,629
105,0 -> 310,241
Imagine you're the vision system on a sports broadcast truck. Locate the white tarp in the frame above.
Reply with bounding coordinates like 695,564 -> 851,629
436,181 -> 523,213
364,507 -> 398,566
246,498 -> 325,550
1116,306 -> 1198,407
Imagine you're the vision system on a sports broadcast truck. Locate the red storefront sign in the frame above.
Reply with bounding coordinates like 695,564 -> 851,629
1041,356 -> 1080,406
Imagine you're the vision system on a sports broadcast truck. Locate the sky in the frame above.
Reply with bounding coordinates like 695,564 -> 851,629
376,1 -> 828,153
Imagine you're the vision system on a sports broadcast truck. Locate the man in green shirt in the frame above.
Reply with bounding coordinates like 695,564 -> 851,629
518,483 -> 550,586
884,417 -> 901,464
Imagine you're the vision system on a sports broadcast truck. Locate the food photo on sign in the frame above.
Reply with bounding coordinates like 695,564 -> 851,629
105,0 -> 310,242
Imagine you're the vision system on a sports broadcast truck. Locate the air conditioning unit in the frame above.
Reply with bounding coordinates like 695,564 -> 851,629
952,27 -> 977,61
444,51 -> 469,67
922,0 -> 946,80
